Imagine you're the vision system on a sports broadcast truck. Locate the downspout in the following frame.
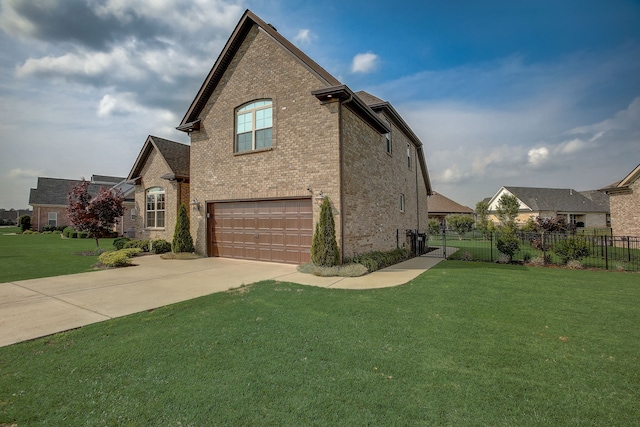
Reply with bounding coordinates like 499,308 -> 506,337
415,151 -> 419,231
338,97 -> 351,262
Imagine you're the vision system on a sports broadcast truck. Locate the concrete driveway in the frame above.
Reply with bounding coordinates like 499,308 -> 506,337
0,254 -> 444,347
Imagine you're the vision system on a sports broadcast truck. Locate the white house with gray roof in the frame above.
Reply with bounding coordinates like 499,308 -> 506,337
487,186 -> 610,229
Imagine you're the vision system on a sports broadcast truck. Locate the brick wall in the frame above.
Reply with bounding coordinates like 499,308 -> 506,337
609,179 -> 640,236
31,205 -> 69,231
133,149 -> 182,242
189,25 -> 341,255
341,107 -> 429,256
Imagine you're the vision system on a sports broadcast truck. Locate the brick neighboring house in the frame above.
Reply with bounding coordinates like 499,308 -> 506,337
29,175 -> 134,233
487,186 -> 610,228
127,135 -> 190,243
427,192 -> 474,225
603,163 -> 640,236
174,10 -> 431,263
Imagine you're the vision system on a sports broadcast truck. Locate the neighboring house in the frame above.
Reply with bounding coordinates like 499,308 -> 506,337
427,192 -> 474,225
486,186 -> 609,228
602,163 -> 640,236
169,10 -> 430,263
29,175 -> 133,232
127,135 -> 190,243
0,209 -> 32,225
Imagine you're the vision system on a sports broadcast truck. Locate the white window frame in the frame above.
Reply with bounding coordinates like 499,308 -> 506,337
48,212 -> 57,227
235,100 -> 273,153
146,187 -> 165,229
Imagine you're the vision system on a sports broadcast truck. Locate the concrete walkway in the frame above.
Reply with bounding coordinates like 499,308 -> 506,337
0,254 -> 445,347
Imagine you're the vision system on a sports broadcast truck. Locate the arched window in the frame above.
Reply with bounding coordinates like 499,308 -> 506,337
236,100 -> 273,152
146,187 -> 165,228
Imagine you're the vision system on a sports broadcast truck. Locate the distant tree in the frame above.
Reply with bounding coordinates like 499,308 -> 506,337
446,214 -> 475,240
311,197 -> 340,267
475,200 -> 490,238
496,193 -> 520,228
67,180 -> 124,247
427,218 -> 441,235
172,203 -> 194,253
18,214 -> 31,232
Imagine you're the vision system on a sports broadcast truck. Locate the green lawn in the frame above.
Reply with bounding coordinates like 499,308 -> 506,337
0,227 -> 116,282
1,261 -> 638,425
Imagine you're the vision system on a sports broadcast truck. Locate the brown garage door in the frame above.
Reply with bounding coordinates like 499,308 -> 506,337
208,198 -> 312,264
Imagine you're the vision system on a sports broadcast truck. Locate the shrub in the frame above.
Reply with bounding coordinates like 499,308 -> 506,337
18,215 -> 31,232
63,227 -> 74,238
462,251 -> 473,261
173,204 -> 194,253
428,218 -> 441,235
113,237 -> 132,250
78,231 -> 89,239
70,231 -> 78,238
98,248 -> 142,267
42,224 -> 57,232
553,237 -> 590,264
496,229 -> 519,262
151,239 -> 172,254
124,239 -> 150,252
345,248 -> 411,273
528,256 -> 547,267
311,197 -> 340,267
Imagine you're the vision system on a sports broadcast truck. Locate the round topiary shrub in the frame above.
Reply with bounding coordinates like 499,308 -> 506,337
151,239 -> 172,254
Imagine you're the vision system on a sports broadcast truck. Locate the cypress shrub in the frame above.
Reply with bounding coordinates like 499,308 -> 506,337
172,203 -> 194,253
311,197 -> 340,267
18,215 -> 31,232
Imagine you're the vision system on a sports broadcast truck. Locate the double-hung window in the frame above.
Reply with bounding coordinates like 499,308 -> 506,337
236,100 -> 273,152
48,212 -> 57,227
146,187 -> 165,228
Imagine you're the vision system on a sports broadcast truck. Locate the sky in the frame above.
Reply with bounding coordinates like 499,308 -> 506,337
1,0 -> 639,210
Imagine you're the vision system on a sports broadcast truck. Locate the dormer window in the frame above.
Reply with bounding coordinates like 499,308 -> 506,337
236,100 -> 273,152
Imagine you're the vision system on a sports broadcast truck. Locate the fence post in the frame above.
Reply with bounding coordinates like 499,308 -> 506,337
604,235 -> 609,270
628,236 -> 632,263
490,232 -> 493,262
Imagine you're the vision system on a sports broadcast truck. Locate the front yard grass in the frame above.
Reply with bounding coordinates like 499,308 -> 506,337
1,261 -> 638,425
0,227 -> 116,282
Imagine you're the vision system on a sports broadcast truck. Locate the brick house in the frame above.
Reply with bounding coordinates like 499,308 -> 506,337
427,192 -> 475,225
172,10 -> 431,263
603,163 -> 640,236
486,186 -> 610,228
29,175 -> 134,232
127,135 -> 190,242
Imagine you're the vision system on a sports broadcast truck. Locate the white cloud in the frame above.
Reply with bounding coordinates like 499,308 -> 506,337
558,138 -> 586,154
7,168 -> 43,179
293,29 -> 313,44
527,146 -> 549,165
351,52 -> 379,73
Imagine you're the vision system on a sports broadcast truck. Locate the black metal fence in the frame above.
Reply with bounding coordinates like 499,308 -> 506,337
427,230 -> 640,272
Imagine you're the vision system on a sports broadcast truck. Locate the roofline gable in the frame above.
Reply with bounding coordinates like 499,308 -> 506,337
179,9 -> 341,128
127,135 -> 186,181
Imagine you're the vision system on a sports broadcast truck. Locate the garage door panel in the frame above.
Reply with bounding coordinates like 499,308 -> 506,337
209,198 -> 312,264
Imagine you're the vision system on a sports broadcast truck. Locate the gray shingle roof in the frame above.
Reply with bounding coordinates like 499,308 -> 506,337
29,178 -> 114,206
504,186 -> 608,213
128,136 -> 190,180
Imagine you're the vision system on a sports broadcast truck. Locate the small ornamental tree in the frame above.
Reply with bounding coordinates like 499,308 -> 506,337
18,214 -> 31,232
172,203 -> 194,253
475,200 -> 490,239
446,214 -> 475,240
311,197 -> 340,267
496,193 -> 520,228
67,180 -> 124,247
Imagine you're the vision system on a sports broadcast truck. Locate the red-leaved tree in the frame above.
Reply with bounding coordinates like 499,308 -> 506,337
67,180 -> 124,247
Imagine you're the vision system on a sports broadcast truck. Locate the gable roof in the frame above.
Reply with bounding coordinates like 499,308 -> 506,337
179,9 -> 340,130
29,177 -> 124,206
579,190 -> 610,211
489,186 -> 609,213
128,135 -> 190,181
427,192 -> 474,215
602,163 -> 640,194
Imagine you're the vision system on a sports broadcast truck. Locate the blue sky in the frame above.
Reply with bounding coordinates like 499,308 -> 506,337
1,0 -> 639,210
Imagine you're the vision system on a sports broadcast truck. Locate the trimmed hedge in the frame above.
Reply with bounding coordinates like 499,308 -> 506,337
151,239 -> 172,254
98,248 -> 142,267
345,248 -> 411,273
